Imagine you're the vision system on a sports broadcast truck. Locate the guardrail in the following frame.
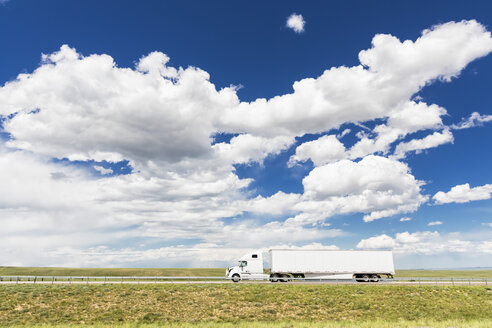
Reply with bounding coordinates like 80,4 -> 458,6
0,276 -> 490,285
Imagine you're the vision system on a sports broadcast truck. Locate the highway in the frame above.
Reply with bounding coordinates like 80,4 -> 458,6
0,276 -> 489,286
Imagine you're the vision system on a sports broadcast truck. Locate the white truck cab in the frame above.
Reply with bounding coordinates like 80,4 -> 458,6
225,251 -> 267,282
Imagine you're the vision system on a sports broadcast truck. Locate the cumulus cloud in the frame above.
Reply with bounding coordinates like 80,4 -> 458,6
357,231 -> 492,255
221,20 -> 492,138
400,217 -> 412,222
349,102 -> 448,160
433,183 -> 492,204
288,135 -> 346,167
0,45 -> 241,167
286,13 -> 305,33
1,20 -> 492,266
356,234 -> 396,249
392,128 -> 454,159
301,155 -> 427,222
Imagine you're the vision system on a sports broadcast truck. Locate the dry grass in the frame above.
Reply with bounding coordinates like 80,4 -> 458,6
4,320 -> 492,327
0,284 -> 491,326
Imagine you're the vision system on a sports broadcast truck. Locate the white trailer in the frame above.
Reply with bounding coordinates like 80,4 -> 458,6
226,249 -> 394,282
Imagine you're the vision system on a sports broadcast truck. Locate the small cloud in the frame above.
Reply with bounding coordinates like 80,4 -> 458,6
400,217 -> 412,222
428,221 -> 443,226
337,128 -> 351,139
451,112 -> 492,130
286,13 -> 305,33
93,165 -> 113,175
482,222 -> 492,228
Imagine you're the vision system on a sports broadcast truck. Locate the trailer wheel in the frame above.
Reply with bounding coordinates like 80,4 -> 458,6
280,274 -> 289,283
370,274 -> 380,282
232,274 -> 240,283
362,274 -> 370,282
270,274 -> 278,283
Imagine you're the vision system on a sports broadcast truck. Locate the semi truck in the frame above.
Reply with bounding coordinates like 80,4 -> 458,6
225,249 -> 394,282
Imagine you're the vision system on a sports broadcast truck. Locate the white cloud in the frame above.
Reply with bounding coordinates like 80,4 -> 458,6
428,221 -> 443,226
482,222 -> 492,228
222,20 -> 492,138
337,128 -> 351,138
301,155 -> 427,222
400,217 -> 412,222
356,234 -> 396,249
0,45 -> 241,167
433,183 -> 492,204
392,128 -> 454,159
0,20 -> 492,266
357,231 -> 492,255
451,112 -> 492,129
93,165 -> 113,175
349,102 -> 448,160
286,13 -> 305,33
288,135 -> 346,167
213,134 -> 294,165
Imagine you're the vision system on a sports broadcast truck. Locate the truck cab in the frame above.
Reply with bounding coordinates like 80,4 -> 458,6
225,251 -> 266,282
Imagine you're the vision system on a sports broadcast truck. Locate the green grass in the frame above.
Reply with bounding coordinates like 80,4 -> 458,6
1,267 -> 491,278
0,284 -> 491,326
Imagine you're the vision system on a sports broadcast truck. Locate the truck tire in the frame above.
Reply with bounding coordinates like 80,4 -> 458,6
280,274 -> 289,282
270,274 -> 279,283
356,274 -> 370,282
370,274 -> 380,282
232,274 -> 240,283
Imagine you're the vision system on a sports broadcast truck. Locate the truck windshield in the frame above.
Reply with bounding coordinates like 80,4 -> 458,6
239,261 -> 247,267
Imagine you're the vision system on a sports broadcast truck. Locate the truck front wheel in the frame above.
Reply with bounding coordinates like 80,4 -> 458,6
232,274 -> 240,283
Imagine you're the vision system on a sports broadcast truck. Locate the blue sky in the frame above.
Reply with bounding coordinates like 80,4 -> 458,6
0,0 -> 492,269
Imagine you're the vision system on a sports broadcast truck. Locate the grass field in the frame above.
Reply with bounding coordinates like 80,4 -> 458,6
4,321 -> 492,328
395,269 -> 492,278
1,267 -> 491,278
0,284 -> 491,327
0,267 -> 225,277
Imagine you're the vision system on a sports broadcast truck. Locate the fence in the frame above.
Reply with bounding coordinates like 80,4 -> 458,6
0,275 -> 490,285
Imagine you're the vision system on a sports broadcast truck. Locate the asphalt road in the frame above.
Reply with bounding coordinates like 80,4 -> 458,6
0,279 -> 489,286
